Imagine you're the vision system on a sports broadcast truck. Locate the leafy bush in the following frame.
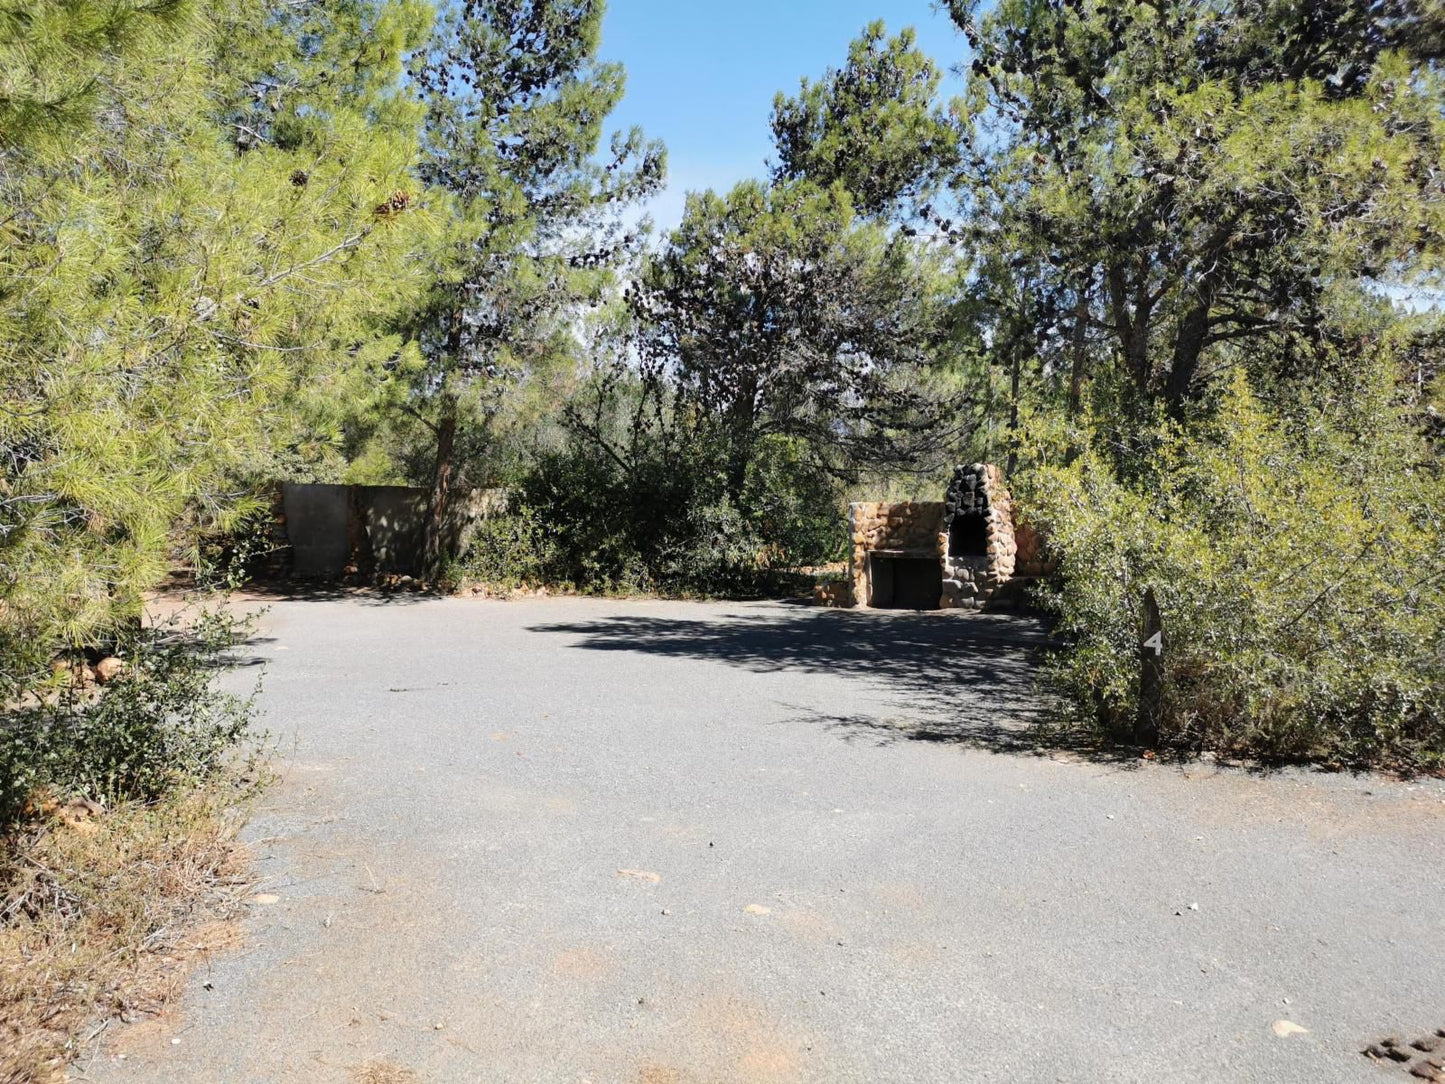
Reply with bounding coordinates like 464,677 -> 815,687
194,499 -> 282,591
458,505 -> 559,590
1018,375 -> 1445,770
741,436 -> 849,570
458,429 -> 845,597
0,610 -> 257,827
513,434 -> 764,595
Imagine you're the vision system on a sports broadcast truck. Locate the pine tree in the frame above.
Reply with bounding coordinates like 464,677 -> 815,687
0,0 -> 437,694
0,0 -> 191,148
945,0 -> 1445,412
406,0 -> 665,576
770,21 -> 963,222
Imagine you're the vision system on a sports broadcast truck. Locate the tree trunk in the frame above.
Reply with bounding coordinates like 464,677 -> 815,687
1006,338 -> 1022,478
1067,287 -> 1090,416
1166,285 -> 1217,409
725,375 -> 758,502
422,392 -> 459,581
1106,263 -> 1152,393
346,485 -> 375,580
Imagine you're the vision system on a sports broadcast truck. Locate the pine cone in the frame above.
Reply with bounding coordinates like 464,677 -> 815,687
373,190 -> 412,218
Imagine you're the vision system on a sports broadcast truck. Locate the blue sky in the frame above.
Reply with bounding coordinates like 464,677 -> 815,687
599,0 -> 967,232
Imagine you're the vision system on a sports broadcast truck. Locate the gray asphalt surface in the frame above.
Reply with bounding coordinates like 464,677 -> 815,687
85,596 -> 1445,1084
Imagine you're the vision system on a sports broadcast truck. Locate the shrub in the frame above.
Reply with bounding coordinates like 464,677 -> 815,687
0,610 -> 257,827
457,429 -> 847,598
0,776 -> 253,1083
194,499 -> 282,591
741,435 -> 849,570
1018,375 -> 1445,770
458,505 -> 559,590
511,434 -> 764,595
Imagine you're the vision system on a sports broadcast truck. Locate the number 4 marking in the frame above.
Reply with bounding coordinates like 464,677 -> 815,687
1143,632 -> 1163,656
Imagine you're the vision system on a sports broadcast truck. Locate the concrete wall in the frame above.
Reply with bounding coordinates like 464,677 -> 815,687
283,484 -> 354,578
281,483 -> 427,578
277,484 -> 509,580
362,486 -> 427,575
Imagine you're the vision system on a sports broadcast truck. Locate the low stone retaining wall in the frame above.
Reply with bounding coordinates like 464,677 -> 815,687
813,580 -> 854,608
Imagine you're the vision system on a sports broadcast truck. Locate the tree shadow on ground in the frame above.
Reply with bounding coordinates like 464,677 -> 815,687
232,580 -> 438,607
529,607 -> 1135,763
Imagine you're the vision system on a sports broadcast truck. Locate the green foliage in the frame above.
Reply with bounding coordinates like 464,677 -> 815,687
514,427 -> 763,596
741,436 -> 848,569
913,0 -> 1445,766
633,178 -> 965,494
459,385 -> 845,597
947,0 -> 1445,410
0,0 -> 192,148
195,502 -> 281,591
1019,374 -> 1445,769
0,610 -> 256,827
0,0 -> 436,694
771,21 -> 962,219
458,505 -> 558,590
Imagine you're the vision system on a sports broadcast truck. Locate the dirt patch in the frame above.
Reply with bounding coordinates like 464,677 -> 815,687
351,1060 -> 419,1084
552,946 -> 614,981
639,994 -> 811,1084
777,907 -> 845,946
1170,767 -> 1445,839
0,783 -> 253,1084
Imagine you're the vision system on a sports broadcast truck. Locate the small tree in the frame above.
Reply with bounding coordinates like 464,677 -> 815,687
630,179 -> 964,498
406,0 -> 664,577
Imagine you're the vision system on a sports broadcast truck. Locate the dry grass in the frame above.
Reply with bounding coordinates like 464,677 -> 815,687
0,783 -> 254,1084
350,1060 -> 420,1084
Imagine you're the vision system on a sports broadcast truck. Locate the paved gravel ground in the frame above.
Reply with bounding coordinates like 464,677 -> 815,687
84,596 -> 1445,1084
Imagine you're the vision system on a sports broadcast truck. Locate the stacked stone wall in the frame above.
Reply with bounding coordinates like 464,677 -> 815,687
940,464 -> 1017,611
837,467 -> 1051,611
1014,521 -> 1058,578
848,502 -> 946,608
813,580 -> 853,608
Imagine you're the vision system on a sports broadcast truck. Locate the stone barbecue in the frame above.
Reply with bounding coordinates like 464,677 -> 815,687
842,464 -> 1048,611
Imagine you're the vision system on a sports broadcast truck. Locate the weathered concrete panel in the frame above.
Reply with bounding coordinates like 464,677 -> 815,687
362,486 -> 427,575
283,484 -> 351,578
278,482 -> 502,580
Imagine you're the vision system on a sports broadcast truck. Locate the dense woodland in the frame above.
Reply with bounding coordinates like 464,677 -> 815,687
3,0 -> 1444,788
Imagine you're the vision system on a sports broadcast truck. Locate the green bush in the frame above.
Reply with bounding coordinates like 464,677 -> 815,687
194,499 -> 281,591
513,433 -> 765,595
457,429 -> 845,598
458,505 -> 559,590
1018,375 -> 1445,770
741,436 -> 849,570
0,610 -> 257,827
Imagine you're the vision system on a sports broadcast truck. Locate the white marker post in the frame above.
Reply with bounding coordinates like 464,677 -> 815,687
1137,588 -> 1164,747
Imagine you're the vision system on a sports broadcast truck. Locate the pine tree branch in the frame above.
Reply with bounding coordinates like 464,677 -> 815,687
252,230 -> 372,292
